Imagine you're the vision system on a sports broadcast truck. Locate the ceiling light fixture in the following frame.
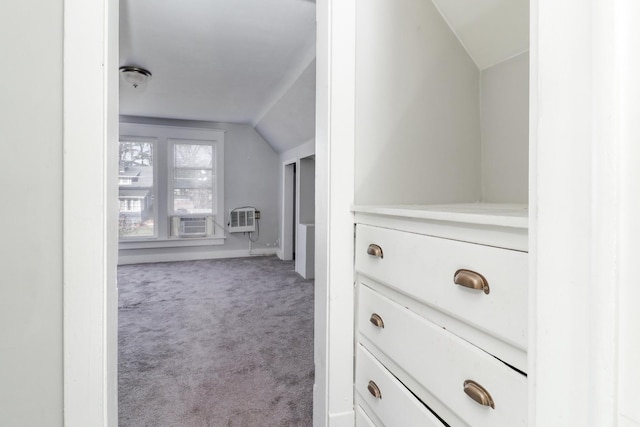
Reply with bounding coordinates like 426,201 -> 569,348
119,66 -> 152,88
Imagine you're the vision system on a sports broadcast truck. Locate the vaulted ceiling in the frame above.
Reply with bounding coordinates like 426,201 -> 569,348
119,0 -> 317,153
119,0 -> 528,154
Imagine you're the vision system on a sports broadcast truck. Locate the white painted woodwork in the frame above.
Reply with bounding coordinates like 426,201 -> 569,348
314,0 -> 357,425
0,0 -> 64,424
354,204 -> 528,251
532,0 -> 640,425
617,2 -> 640,425
355,345 -> 446,427
431,0 -> 529,70
354,204 -> 528,229
360,276 -> 526,374
296,224 -> 315,279
354,406 -> 378,427
358,285 -> 527,426
280,162 -> 296,261
356,224 -> 528,351
63,0 -> 119,425
118,247 -> 277,265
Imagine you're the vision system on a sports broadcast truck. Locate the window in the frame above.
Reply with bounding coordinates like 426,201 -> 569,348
118,139 -> 156,239
118,123 -> 225,245
171,141 -> 216,215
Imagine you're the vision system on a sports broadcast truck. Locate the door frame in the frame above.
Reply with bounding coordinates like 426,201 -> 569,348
63,0 -> 119,425
281,161 -> 296,261
531,0 -> 640,424
313,1 -> 356,425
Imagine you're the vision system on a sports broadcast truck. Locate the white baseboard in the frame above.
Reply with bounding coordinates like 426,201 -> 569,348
118,247 -> 278,265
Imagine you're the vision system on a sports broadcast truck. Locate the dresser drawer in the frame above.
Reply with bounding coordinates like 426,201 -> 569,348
355,405 -> 378,427
358,285 -> 527,427
355,224 -> 527,350
355,344 -> 446,427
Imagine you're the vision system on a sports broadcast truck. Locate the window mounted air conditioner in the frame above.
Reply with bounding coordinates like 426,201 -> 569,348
171,216 -> 214,238
228,208 -> 256,233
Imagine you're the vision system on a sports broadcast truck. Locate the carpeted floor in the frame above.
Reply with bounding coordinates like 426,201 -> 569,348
118,256 -> 314,427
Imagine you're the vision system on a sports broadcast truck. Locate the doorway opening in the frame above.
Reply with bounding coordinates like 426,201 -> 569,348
116,0 -> 317,424
282,161 -> 296,261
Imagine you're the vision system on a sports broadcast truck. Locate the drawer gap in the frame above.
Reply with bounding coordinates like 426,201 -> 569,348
491,353 -> 527,377
390,369 -> 452,427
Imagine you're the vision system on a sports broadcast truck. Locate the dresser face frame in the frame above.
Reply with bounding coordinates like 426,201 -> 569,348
353,205 -> 528,426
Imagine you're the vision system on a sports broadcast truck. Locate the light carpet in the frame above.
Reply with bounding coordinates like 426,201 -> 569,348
118,256 -> 314,427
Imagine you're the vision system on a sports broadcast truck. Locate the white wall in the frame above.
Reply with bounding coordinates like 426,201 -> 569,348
480,52 -> 530,203
355,1 -> 531,206
0,0 -> 64,425
354,0 -> 482,205
118,117 -> 280,264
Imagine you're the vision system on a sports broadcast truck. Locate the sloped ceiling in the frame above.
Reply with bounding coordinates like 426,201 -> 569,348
431,0 -> 529,70
255,59 -> 316,153
119,0 -> 316,152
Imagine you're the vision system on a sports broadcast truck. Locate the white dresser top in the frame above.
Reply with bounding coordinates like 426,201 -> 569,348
353,203 -> 529,251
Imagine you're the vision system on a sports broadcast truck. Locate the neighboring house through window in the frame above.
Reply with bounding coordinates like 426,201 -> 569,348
119,138 -> 156,238
118,123 -> 225,245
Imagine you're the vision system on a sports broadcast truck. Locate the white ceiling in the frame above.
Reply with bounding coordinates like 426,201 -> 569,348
119,0 -> 317,130
431,0 -> 529,70
120,0 -> 527,153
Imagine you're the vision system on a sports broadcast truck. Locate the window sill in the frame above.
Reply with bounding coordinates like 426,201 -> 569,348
119,236 -> 226,250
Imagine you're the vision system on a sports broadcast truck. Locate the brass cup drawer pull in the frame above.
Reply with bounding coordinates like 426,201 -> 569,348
463,380 -> 495,409
367,380 -> 382,399
369,313 -> 385,328
367,244 -> 383,258
454,269 -> 490,294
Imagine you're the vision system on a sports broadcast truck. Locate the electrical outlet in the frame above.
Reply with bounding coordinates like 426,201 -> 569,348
255,210 -> 261,220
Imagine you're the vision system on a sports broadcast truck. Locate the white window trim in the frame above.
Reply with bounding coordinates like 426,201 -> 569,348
118,123 -> 225,248
168,138 -> 217,217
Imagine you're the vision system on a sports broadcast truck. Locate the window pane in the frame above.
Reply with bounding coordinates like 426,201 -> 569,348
119,141 -> 155,238
174,144 -> 213,168
173,188 -> 213,214
174,169 -> 212,188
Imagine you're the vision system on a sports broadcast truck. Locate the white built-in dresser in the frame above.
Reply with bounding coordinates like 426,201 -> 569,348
353,203 -> 528,427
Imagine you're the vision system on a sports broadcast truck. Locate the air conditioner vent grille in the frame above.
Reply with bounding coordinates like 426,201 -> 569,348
229,208 -> 256,233
171,216 -> 214,238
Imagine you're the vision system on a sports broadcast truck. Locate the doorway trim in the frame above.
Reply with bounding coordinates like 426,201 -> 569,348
281,160 -> 296,261
63,0 -> 119,425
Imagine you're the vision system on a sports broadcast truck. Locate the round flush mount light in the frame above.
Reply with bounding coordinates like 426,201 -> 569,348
119,66 -> 152,88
